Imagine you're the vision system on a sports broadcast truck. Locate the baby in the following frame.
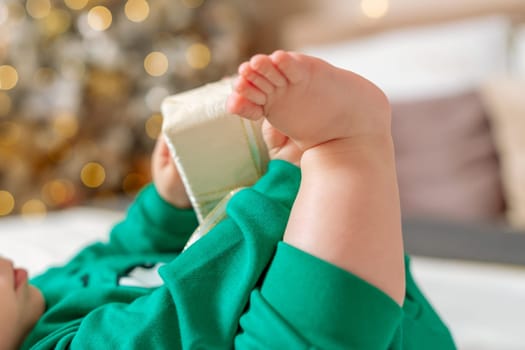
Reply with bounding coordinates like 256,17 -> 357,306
0,51 -> 455,349
227,50 -> 405,303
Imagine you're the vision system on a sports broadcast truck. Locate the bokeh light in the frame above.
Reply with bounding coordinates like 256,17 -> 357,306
87,6 -> 112,31
125,0 -> 150,23
145,113 -> 163,139
41,179 -> 75,206
21,199 -> 47,219
185,43 -> 211,69
0,191 -> 15,216
0,93 -> 12,117
182,0 -> 204,9
81,162 -> 106,188
64,0 -> 89,11
52,112 -> 79,139
144,51 -> 168,76
0,0 -> 247,217
0,65 -> 19,90
361,0 -> 389,19
26,0 -> 51,19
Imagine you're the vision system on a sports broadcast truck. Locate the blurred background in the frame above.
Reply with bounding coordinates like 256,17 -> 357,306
1,1 -> 525,348
0,0 -> 255,217
0,0 -> 524,229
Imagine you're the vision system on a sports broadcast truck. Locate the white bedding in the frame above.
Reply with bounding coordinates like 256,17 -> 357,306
1,207 -> 524,350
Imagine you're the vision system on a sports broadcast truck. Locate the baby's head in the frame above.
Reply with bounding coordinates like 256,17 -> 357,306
0,258 -> 45,350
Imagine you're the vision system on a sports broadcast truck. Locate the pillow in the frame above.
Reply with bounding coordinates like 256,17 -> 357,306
512,24 -> 525,77
391,90 -> 506,221
481,79 -> 525,229
299,16 -> 511,101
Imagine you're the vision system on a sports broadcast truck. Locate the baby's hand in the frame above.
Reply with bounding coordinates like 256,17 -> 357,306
151,137 -> 191,208
262,119 -> 302,167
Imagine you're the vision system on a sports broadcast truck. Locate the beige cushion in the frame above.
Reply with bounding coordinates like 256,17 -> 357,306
481,79 -> 525,229
392,91 -> 505,221
300,16 -> 510,101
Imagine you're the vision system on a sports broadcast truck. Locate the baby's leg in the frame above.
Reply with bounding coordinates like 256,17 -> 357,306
228,51 -> 405,304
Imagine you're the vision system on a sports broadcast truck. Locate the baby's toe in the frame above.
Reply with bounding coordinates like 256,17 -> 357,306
270,51 -> 305,84
250,54 -> 287,87
226,92 -> 264,120
234,77 -> 267,105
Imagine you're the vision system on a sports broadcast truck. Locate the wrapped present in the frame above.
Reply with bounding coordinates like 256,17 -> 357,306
161,78 -> 269,224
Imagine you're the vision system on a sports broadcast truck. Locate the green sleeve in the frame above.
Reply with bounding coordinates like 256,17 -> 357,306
25,161 -> 455,350
397,256 -> 457,349
29,183 -> 198,309
235,242 -> 403,349
234,246 -> 456,350
68,183 -> 199,262
24,160 -> 301,349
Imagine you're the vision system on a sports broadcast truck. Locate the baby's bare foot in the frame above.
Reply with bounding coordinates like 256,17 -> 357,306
227,50 -> 391,150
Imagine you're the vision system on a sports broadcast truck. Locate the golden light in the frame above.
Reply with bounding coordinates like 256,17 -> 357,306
26,0 -> 51,19
0,93 -> 12,117
144,51 -> 169,76
41,8 -> 71,37
64,0 -> 89,11
42,179 -> 75,205
0,65 -> 18,90
80,162 -> 106,188
87,6 -> 112,31
125,0 -> 150,23
0,191 -> 15,216
361,0 -> 389,19
122,173 -> 147,196
145,113 -> 163,139
21,199 -> 47,219
87,70 -> 127,99
185,43 -> 211,69
0,121 -> 21,147
182,0 -> 204,9
52,112 -> 78,139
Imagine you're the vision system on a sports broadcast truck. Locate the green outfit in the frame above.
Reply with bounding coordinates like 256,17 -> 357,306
22,160 -> 456,349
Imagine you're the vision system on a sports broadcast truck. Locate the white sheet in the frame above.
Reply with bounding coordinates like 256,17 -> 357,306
1,207 -> 524,349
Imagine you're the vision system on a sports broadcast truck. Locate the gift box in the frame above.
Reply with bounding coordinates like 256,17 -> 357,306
161,78 -> 269,224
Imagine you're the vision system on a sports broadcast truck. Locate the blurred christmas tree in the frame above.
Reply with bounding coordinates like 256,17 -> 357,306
0,0 -> 252,217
